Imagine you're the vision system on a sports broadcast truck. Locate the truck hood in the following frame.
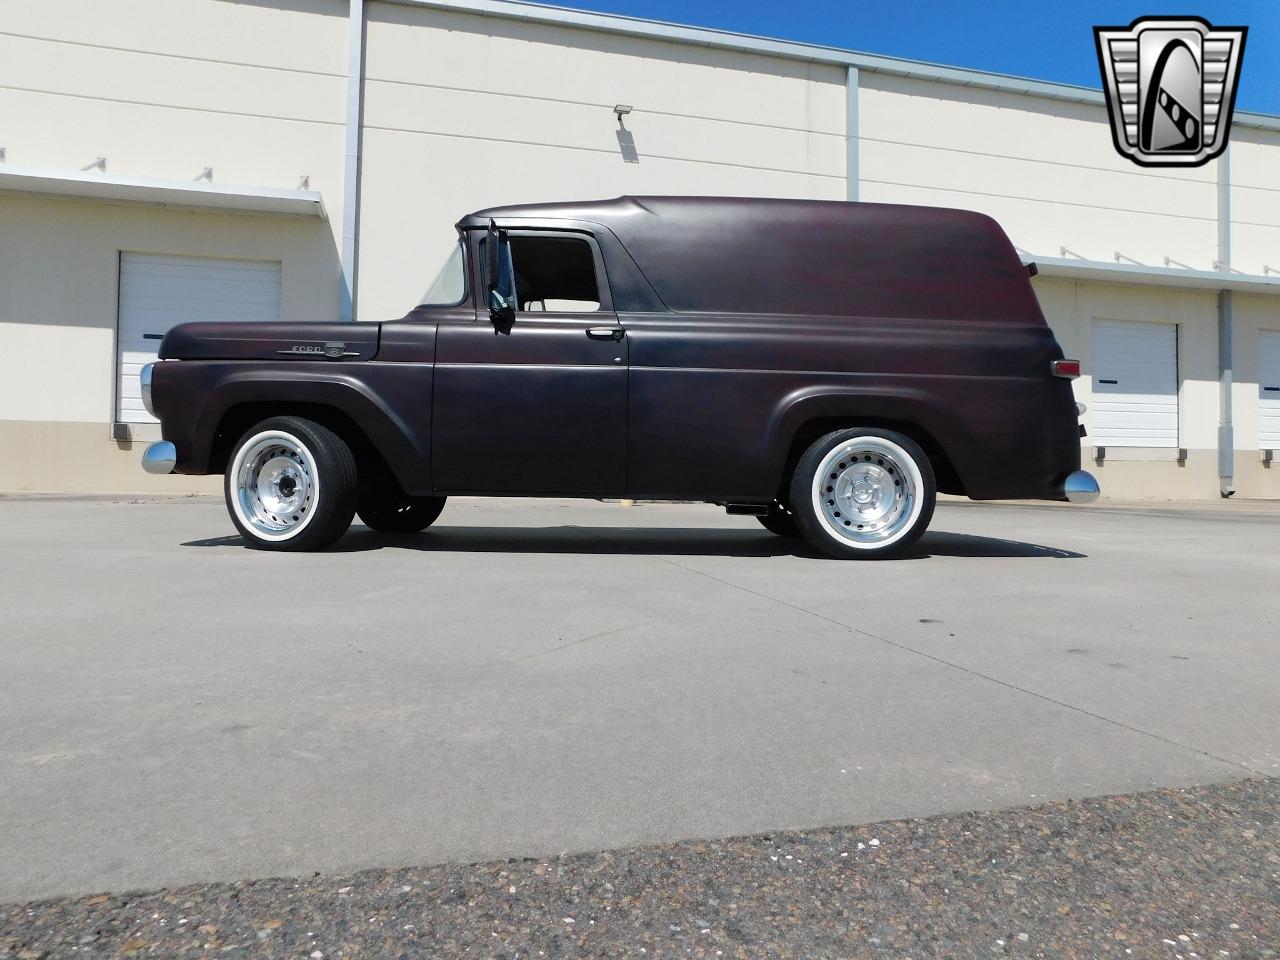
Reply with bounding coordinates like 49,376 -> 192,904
159,322 -> 379,361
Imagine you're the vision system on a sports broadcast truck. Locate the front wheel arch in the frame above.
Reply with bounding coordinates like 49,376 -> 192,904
179,373 -> 430,492
210,402 -> 399,491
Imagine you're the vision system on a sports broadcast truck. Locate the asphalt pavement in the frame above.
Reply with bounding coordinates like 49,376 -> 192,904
0,494 -> 1277,906
5,778 -> 1277,958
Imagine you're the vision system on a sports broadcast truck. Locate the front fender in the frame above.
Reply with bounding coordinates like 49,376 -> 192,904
154,361 -> 432,491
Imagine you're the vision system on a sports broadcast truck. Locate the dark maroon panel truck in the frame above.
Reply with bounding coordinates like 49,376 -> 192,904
139,197 -> 1098,558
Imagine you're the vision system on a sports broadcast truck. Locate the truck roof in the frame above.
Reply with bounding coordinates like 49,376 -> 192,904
462,196 -> 1044,323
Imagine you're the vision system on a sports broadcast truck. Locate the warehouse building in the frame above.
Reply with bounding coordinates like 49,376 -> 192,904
1,0 -> 1278,498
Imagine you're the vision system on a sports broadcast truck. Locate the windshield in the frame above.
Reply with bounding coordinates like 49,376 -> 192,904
418,239 -> 467,306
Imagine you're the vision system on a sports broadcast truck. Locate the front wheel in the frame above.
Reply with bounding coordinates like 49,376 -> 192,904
224,416 -> 357,552
789,428 -> 935,559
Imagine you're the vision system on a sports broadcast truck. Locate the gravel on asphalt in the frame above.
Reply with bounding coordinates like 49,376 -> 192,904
3,777 -> 1276,959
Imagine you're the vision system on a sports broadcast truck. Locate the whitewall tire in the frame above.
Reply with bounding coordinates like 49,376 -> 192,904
790,428 -> 936,559
224,416 -> 357,551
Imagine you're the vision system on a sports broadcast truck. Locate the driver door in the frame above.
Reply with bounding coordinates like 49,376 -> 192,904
432,229 -> 628,495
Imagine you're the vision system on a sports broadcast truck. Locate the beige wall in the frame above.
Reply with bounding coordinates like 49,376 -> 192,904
1032,279 -> 1279,499
1234,453 -> 1280,500
1033,277 -> 1225,498
1232,294 -> 1280,498
1,0 -> 1278,497
0,0 -> 348,246
858,75 -> 1224,272
0,422 -> 221,495
0,193 -> 339,491
356,1 -> 847,320
1232,294 -> 1278,452
1228,129 -> 1280,276
1035,278 -> 1221,452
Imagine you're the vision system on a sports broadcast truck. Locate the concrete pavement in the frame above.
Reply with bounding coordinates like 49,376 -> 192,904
0,494 -> 1276,902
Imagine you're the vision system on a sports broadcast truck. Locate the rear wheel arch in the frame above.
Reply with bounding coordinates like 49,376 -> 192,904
770,396 -> 968,500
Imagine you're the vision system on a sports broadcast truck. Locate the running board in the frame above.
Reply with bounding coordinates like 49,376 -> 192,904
724,503 -> 769,516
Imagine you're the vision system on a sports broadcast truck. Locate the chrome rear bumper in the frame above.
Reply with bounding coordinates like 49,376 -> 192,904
142,441 -> 177,475
140,362 -> 156,417
1062,469 -> 1100,504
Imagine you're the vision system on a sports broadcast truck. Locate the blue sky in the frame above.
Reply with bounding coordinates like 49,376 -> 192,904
550,1 -> 1279,116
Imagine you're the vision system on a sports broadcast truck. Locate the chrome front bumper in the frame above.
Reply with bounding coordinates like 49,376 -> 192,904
139,363 -> 176,475
142,441 -> 177,475
1062,469 -> 1100,504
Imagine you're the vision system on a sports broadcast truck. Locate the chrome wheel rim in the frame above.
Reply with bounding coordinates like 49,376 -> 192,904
811,437 -> 922,548
230,430 -> 319,541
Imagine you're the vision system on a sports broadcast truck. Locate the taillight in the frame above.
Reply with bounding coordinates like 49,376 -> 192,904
1051,359 -> 1081,379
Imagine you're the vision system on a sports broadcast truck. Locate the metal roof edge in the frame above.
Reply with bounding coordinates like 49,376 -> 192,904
0,166 -> 327,219
1028,255 -> 1280,295
381,0 -> 1280,132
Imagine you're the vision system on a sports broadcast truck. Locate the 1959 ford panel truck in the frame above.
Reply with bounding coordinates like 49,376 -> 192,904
140,196 -> 1098,558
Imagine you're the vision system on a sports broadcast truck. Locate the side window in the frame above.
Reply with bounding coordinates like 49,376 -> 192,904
418,238 -> 468,307
508,236 -> 600,313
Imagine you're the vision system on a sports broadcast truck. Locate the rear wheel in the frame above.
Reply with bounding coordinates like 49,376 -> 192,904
756,501 -> 799,538
224,416 -> 357,552
789,428 -> 935,559
357,487 -> 446,533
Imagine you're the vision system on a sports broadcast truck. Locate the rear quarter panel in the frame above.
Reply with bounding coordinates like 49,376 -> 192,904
624,312 -> 1080,501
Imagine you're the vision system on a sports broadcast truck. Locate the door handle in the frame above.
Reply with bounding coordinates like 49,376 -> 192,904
586,327 -> 625,341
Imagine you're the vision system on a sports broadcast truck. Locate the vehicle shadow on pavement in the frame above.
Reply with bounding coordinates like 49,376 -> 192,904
182,527 -> 1085,559
914,531 -> 1085,559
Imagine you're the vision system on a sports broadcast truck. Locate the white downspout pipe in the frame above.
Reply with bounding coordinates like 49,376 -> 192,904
341,0 -> 365,321
1217,147 -> 1234,497
845,66 -> 859,202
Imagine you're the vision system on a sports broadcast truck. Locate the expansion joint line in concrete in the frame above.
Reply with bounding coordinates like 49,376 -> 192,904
570,526 -> 1269,780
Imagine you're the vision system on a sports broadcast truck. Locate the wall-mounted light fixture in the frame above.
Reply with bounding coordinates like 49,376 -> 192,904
195,167 -> 213,182
82,157 -> 107,172
1163,256 -> 1194,270
613,105 -> 639,164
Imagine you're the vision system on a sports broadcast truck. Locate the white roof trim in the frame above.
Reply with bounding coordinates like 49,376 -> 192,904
1029,255 -> 1280,295
384,0 -> 1280,133
0,166 -> 327,219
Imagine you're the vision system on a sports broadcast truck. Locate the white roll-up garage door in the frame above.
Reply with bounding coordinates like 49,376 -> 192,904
1090,319 -> 1179,448
1260,330 -> 1280,448
117,253 -> 282,424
